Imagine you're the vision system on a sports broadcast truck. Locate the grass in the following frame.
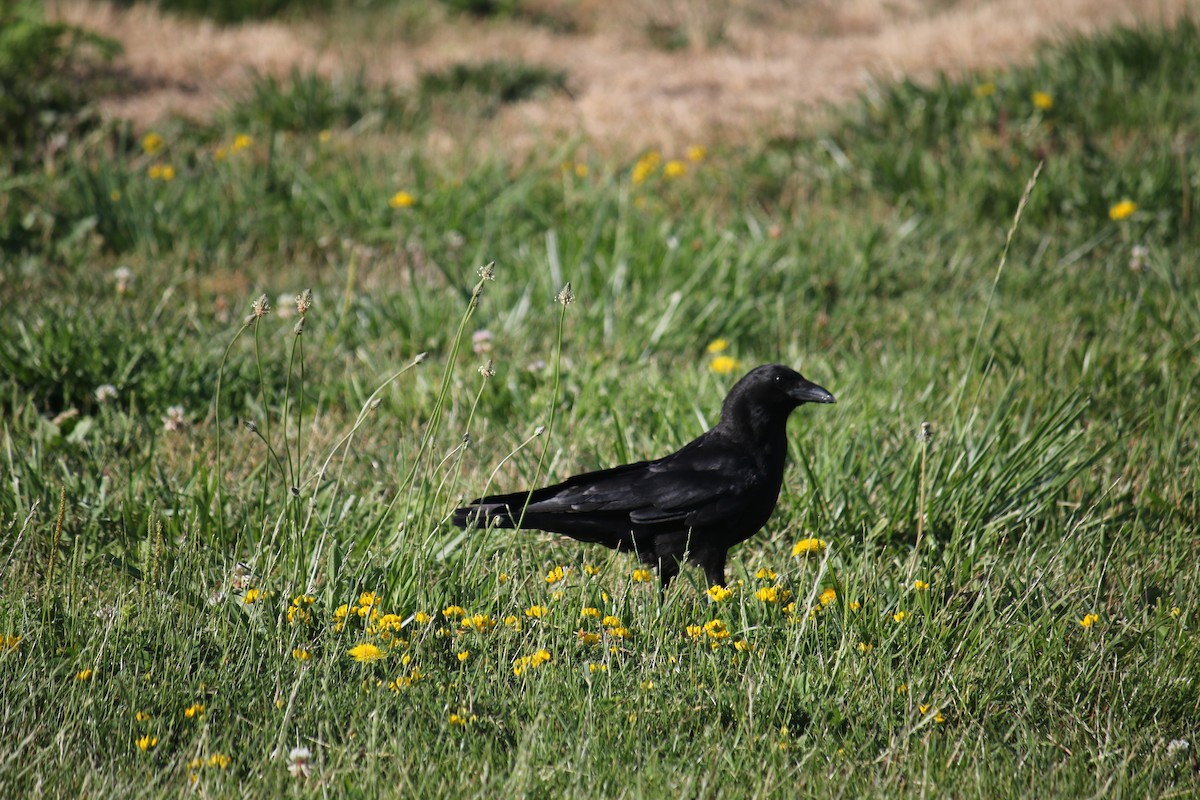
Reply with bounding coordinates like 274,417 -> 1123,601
2,14 -> 1200,798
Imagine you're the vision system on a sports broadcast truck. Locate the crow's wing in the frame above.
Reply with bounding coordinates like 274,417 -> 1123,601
516,439 -> 759,529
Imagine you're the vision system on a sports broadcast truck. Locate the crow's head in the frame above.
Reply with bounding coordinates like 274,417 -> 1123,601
724,364 -> 835,422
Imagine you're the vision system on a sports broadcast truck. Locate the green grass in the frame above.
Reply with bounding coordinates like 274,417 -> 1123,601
2,16 -> 1200,799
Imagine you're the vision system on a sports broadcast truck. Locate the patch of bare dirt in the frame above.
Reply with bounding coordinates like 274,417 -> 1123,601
52,0 -> 1194,153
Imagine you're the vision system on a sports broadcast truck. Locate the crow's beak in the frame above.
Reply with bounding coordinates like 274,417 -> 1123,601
792,380 -> 836,405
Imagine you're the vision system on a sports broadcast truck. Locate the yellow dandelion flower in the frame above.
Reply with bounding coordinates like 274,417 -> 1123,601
347,643 -> 385,662
973,82 -> 996,98
580,607 -> 601,619
663,160 -> 687,179
292,648 -> 311,661
184,703 -> 204,719
913,580 -> 930,592
710,355 -> 739,375
1109,200 -> 1137,221
687,145 -> 707,163
525,605 -> 549,619
232,134 -> 254,152
706,338 -> 728,354
76,669 -> 93,682
389,190 -> 415,209
791,537 -> 826,556
160,165 -> 176,181
707,584 -> 733,602
545,565 -> 566,584
819,587 -> 837,606
497,573 -> 509,584
755,567 -> 777,581
1032,91 -> 1053,110
457,650 -> 470,662
1079,613 -> 1100,628
136,735 -> 157,752
413,611 -> 432,624
631,568 -> 653,583
442,605 -> 467,618
142,132 -> 165,155
893,611 -> 907,623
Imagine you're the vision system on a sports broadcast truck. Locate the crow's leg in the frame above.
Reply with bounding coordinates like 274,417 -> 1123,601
701,550 -> 728,588
657,556 -> 680,594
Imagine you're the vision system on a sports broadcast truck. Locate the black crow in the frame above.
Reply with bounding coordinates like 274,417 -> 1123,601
452,364 -> 835,590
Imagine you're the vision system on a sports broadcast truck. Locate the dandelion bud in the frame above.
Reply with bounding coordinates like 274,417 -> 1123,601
555,282 -> 574,306
534,426 -> 546,436
478,261 -> 496,281
251,294 -> 271,319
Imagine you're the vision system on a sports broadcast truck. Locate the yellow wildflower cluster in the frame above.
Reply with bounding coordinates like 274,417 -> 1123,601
545,565 -> 567,584
631,146 -> 705,185
755,585 -> 792,605
1079,613 -> 1100,628
136,735 -> 157,752
147,164 -> 176,182
707,584 -> 733,602
512,649 -> 552,676
631,568 -> 653,583
188,753 -> 231,772
461,613 -> 497,633
184,702 -> 205,719
288,594 -> 315,624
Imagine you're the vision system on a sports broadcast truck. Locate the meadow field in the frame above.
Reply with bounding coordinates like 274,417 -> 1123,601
2,3 -> 1199,797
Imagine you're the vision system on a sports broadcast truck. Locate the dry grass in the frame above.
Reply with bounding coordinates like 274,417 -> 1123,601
53,0 -> 1195,151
